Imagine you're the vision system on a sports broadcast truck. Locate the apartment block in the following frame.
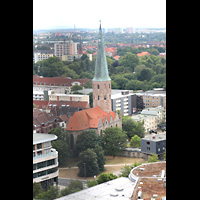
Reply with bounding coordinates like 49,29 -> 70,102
33,133 -> 59,190
112,90 -> 144,116
135,89 -> 166,108
131,114 -> 157,133
34,52 -> 53,63
54,41 -> 76,60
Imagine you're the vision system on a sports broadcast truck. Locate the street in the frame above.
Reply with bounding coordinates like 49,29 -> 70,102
58,177 -> 87,190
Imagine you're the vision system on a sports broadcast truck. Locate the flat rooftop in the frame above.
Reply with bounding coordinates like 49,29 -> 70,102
56,177 -> 135,200
142,133 -> 166,141
33,133 -> 57,145
131,161 -> 166,199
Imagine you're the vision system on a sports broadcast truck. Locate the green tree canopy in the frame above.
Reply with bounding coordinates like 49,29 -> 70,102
38,56 -> 65,77
75,130 -> 102,157
96,173 -> 118,184
130,135 -> 141,148
102,127 -> 127,157
119,52 -> 139,72
77,148 -> 99,177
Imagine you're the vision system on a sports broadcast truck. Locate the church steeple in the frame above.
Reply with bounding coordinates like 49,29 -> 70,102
92,21 -> 112,113
93,22 -> 111,82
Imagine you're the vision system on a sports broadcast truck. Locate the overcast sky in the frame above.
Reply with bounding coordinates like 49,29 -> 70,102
33,0 -> 166,30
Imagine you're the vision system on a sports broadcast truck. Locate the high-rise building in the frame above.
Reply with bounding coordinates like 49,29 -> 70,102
54,40 -> 75,60
92,23 -> 112,113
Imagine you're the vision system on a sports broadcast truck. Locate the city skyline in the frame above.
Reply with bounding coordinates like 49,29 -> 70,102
33,0 -> 166,31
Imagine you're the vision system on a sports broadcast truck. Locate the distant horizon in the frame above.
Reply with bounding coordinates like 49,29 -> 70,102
33,0 -> 166,32
33,26 -> 166,32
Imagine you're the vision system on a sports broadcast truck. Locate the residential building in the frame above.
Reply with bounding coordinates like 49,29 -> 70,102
131,114 -> 157,133
92,22 -> 112,113
34,52 -> 53,63
33,108 -> 58,133
54,40 -> 76,60
48,93 -> 89,104
66,106 -> 122,145
33,133 -> 59,190
33,75 -> 90,94
33,100 -> 90,113
141,106 -> 166,124
141,133 -> 166,159
112,90 -> 144,116
135,89 -> 166,108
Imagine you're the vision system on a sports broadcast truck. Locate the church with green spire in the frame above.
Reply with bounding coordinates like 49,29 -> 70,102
92,22 -> 112,113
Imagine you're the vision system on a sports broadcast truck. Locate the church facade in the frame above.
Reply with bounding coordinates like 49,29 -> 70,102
66,22 -> 122,144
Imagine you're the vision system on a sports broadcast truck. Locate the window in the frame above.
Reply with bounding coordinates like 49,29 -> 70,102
104,95 -> 106,100
37,143 -> 42,149
97,84 -> 100,89
98,96 -> 100,100
146,141 -> 150,145
147,147 -> 150,150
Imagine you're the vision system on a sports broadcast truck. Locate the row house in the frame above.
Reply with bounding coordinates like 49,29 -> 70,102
33,108 -> 58,133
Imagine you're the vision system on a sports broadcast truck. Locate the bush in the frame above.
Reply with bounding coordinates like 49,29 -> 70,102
96,173 -> 118,184
87,179 -> 98,188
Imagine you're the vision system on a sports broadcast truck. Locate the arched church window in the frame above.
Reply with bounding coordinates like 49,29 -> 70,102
97,84 -> 100,89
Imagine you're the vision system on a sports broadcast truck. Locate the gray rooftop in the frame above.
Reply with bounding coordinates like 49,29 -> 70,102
142,133 -> 166,141
56,177 -> 135,200
33,133 -> 57,145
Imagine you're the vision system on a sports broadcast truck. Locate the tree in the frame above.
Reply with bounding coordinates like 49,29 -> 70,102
75,130 -> 102,157
122,116 -> 145,139
147,153 -> 159,163
96,173 -> 118,184
48,127 -> 70,166
119,161 -> 141,177
35,186 -> 59,200
38,56 -> 65,77
139,68 -> 154,81
122,116 -> 135,139
119,52 -> 139,72
102,127 -> 127,157
93,144 -> 106,172
77,149 -> 99,177
33,182 -> 43,199
130,135 -> 141,148
71,85 -> 82,92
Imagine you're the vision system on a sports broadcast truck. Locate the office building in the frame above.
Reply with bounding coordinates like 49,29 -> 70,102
33,133 -> 59,190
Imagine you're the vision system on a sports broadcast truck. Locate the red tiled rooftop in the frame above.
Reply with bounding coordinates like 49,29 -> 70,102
33,75 -> 90,86
137,51 -> 150,57
66,106 -> 116,131
33,100 -> 89,109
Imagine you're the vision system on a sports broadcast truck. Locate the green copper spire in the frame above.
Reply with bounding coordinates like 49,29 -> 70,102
93,22 -> 111,81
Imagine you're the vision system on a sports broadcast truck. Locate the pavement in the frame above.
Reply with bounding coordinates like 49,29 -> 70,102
58,177 -> 87,190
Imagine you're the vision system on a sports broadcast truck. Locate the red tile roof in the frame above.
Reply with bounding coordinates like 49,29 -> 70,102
66,106 -> 116,131
137,51 -> 150,57
33,75 -> 90,86
33,100 -> 89,109
114,55 -> 120,60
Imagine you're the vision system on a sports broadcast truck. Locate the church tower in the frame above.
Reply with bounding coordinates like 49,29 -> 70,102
92,22 -> 112,113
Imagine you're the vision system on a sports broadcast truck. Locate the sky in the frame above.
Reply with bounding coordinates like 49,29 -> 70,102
33,0 -> 166,30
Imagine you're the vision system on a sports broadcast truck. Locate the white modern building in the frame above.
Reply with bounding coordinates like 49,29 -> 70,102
34,52 -> 53,63
33,133 -> 59,190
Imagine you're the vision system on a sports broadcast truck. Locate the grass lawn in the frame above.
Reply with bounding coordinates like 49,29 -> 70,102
105,156 -> 144,165
59,156 -> 145,179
